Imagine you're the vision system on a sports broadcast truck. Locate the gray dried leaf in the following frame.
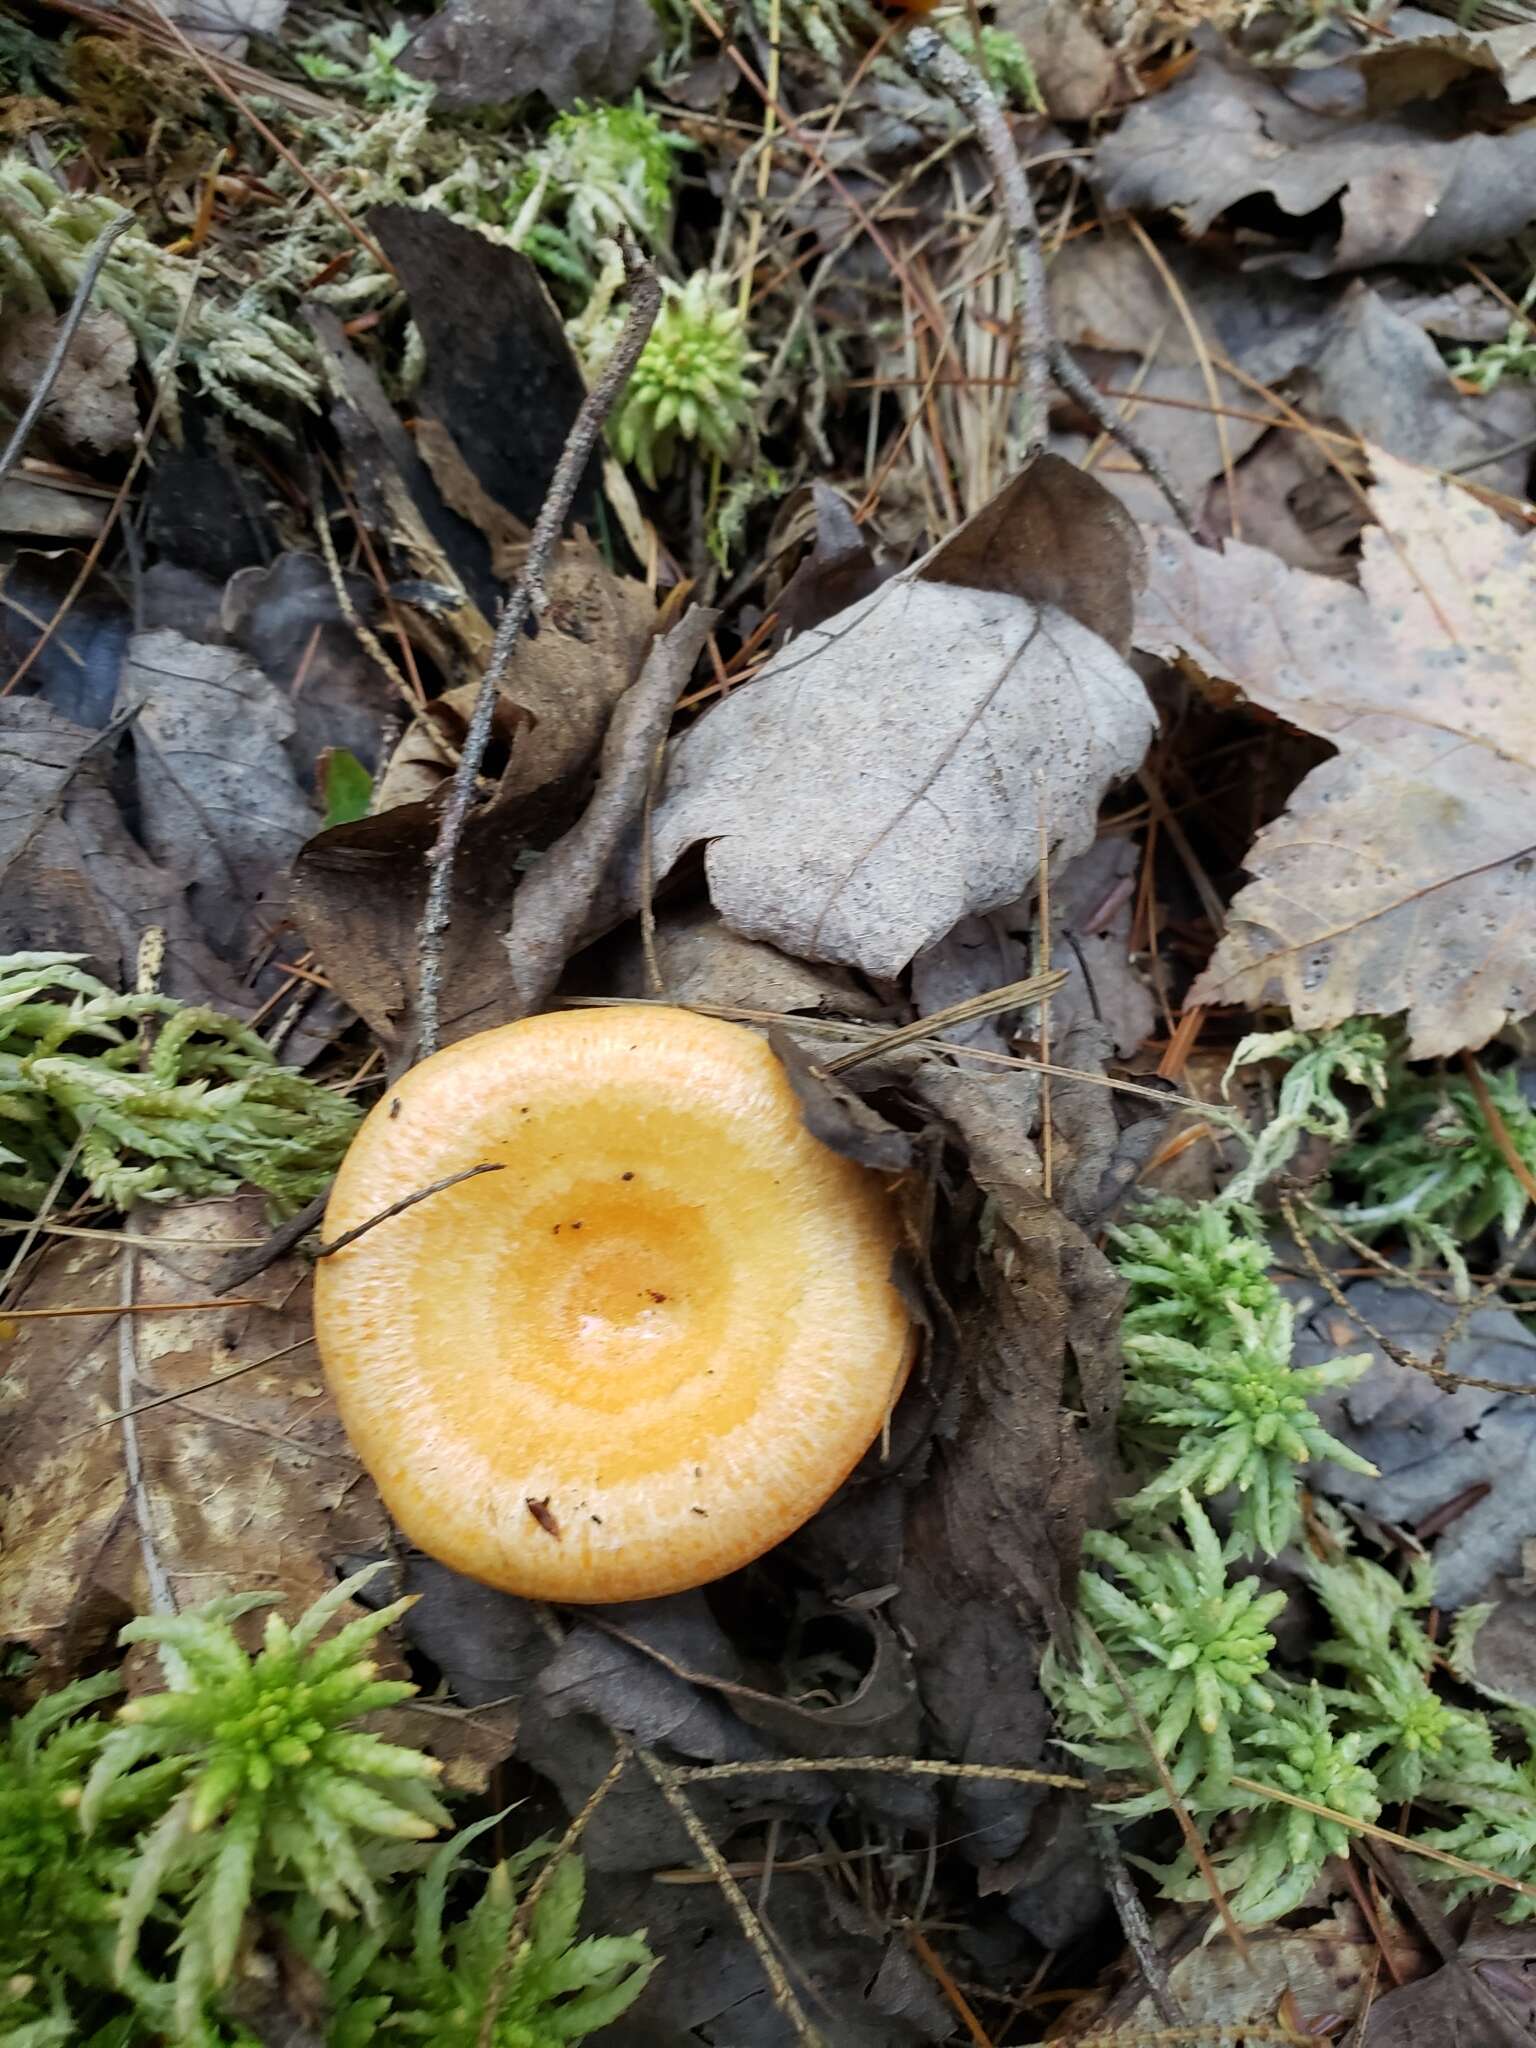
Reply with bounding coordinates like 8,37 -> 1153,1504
401,0 -> 659,108
117,629 -> 316,961
1096,42 -> 1536,276
1294,1278 -> 1536,1608
1363,6 -> 1536,108
605,904 -> 890,1020
0,699 -> 238,1008
650,459 -> 1154,981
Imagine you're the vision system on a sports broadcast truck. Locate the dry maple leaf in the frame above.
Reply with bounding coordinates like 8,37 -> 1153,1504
1136,449 -> 1536,1058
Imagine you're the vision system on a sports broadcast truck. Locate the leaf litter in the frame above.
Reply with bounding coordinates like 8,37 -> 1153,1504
5,0 -> 1536,2040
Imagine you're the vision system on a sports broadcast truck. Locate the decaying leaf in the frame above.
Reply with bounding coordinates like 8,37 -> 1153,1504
649,457 -> 1155,981
1095,42 -> 1536,277
1362,1903 -> 1536,2046
1363,6 -> 1536,109
1138,450 -> 1536,1057
1072,1886 -> 1424,2042
292,557 -> 660,1050
372,208 -> 601,546
0,1200 -> 388,1682
1294,1278 -> 1536,1609
374,533 -> 657,815
116,628 -> 317,962
0,698 -> 239,1009
400,0 -> 659,109
0,307 -> 136,458
504,606 -> 713,1015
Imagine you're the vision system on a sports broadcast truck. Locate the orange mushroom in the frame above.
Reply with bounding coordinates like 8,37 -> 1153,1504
315,1007 -> 912,1602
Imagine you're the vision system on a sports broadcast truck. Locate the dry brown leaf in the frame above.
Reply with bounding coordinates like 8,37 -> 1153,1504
1137,449 -> 1536,1057
649,457 -> 1154,981
0,1199 -> 388,1682
0,308 -> 136,459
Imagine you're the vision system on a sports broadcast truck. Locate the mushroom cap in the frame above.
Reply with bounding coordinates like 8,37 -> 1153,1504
315,1006 -> 911,1601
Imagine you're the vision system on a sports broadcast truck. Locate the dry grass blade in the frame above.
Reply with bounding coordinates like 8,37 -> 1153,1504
1225,1774 -> 1536,1904
575,994 -> 1218,1116
820,967 -> 1067,1075
638,1745 -> 828,2048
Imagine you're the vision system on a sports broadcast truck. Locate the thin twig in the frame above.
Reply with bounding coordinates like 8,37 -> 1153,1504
1093,1819 -> 1187,2031
637,1746 -> 828,2048
905,26 -> 1050,457
1048,346 -> 1199,537
904,27 -> 1199,534
210,1189 -> 328,1295
675,1756 -> 1089,1791
315,1163 -> 504,1260
0,1128 -> 88,1304
1280,1190 -> 1536,1397
575,993 -> 1214,1116
414,244 -> 660,1060
0,212 -> 131,492
66,1335 -> 317,1439
5,251 -> 198,698
307,452 -> 419,711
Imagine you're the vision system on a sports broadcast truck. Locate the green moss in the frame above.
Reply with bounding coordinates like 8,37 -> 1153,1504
0,954 -> 360,1219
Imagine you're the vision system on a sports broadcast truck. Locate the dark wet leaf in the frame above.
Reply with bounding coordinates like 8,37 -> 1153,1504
372,208 -> 601,555
593,1866 -> 952,2046
221,552 -> 397,789
0,551 -> 128,727
769,1029 -> 916,1176
772,481 -> 890,642
142,436 -> 276,582
401,0 -> 660,108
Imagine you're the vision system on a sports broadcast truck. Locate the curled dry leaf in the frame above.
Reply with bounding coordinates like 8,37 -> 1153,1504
0,1199 -> 388,1682
649,456 -> 1155,981
1096,42 -> 1536,276
1139,450 -> 1536,1057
